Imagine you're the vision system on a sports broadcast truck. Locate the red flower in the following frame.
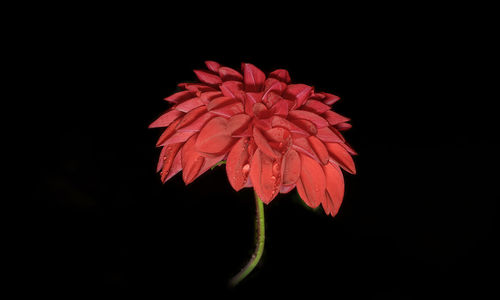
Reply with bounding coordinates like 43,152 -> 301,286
150,61 -> 356,217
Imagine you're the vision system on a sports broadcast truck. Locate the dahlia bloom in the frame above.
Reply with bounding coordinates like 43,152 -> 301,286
150,61 -> 356,217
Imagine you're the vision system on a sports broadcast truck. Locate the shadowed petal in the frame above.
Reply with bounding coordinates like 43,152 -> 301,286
280,184 -> 296,194
194,70 -> 222,85
323,110 -> 350,126
195,117 -> 234,154
149,110 -> 184,128
288,110 -> 329,128
227,114 -> 252,136
302,100 -> 331,114
320,92 -> 341,105
325,143 -> 356,174
296,154 -> 326,208
290,118 -> 317,135
335,122 -> 352,131
226,137 -> 251,191
323,162 -> 345,217
242,63 -> 266,92
253,127 -> 279,159
249,149 -> 281,204
200,91 -> 224,104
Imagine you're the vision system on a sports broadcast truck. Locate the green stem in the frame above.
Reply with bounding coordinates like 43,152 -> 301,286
229,191 -> 265,287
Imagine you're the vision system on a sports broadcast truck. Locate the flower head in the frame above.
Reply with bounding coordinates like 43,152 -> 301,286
150,61 -> 356,217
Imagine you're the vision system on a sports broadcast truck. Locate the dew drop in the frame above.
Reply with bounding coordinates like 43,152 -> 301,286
242,163 -> 250,174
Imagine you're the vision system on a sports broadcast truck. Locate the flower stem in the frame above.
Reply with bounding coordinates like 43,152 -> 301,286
229,191 -> 265,287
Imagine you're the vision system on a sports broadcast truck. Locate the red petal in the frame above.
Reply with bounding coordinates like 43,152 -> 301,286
176,106 -> 207,129
179,83 -> 217,93
302,100 -> 331,114
269,69 -> 291,83
176,111 -> 215,133
200,91 -> 224,104
325,143 -> 356,174
226,137 -> 251,191
227,114 -> 252,136
181,135 -> 205,185
218,66 -> 243,81
195,117 -> 234,154
210,101 -> 244,117
161,130 -> 196,146
290,118 -> 317,135
308,135 -> 329,165
341,142 -> 358,155
263,78 -> 287,99
323,110 -> 350,126
161,148 -> 182,183
249,149 -> 281,204
281,149 -> 301,185
156,118 -> 182,146
220,81 -> 245,101
296,154 -> 326,208
323,163 -> 345,217
292,137 -> 319,162
252,102 -> 272,119
280,184 -> 296,194
253,127 -> 279,159
193,70 -> 222,85
164,90 -> 195,103
270,99 -> 289,117
271,116 -> 309,136
149,110 -> 184,128
242,63 -> 266,92
207,96 -> 237,111
320,92 -> 341,105
335,122 -> 352,131
288,110 -> 329,128
205,61 -> 221,72
175,97 -> 204,113
315,127 -> 344,143
283,84 -> 313,108
156,142 -> 182,172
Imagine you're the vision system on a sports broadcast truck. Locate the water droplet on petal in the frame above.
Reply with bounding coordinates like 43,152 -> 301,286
242,163 -> 250,174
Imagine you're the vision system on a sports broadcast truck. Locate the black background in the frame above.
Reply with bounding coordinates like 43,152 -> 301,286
21,4 -> 498,298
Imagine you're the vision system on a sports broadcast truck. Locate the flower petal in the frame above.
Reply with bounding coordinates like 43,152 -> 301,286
195,117 -> 234,154
281,149 -> 301,185
242,63 -> 266,92
207,96 -> 238,111
307,135 -> 329,165
156,142 -> 182,173
288,110 -> 329,128
220,81 -> 245,101
218,66 -> 243,81
325,143 -> 356,174
253,126 -> 279,159
149,110 -> 184,128
315,127 -> 344,143
271,116 -> 309,136
176,106 -> 208,129
210,101 -> 244,117
322,110 -> 350,126
175,97 -> 205,113
227,113 -> 252,136
335,122 -> 352,131
250,149 -> 281,204
226,137 -> 251,191
283,84 -> 313,108
323,162 -> 345,217
296,154 -> 326,208
269,69 -> 291,83
302,100 -> 331,114
164,90 -> 195,103
181,134 -> 205,185
205,61 -> 221,72
193,70 -> 222,85
320,92 -> 341,105
156,118 -> 182,146
161,148 -> 182,183
176,111 -> 215,132
290,118 -> 317,135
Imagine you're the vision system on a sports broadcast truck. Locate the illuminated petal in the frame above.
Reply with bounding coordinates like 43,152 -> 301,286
296,154 -> 326,208
227,114 -> 252,136
323,110 -> 350,126
164,90 -> 195,103
176,106 -> 208,129
320,92 -> 340,105
175,97 -> 204,113
181,135 -> 205,185
323,163 -> 345,217
205,60 -> 221,72
288,110 -> 329,128
210,101 -> 244,117
249,149 -> 281,204
156,118 -> 182,146
156,142 -> 182,173
195,117 -> 234,154
281,149 -> 301,185
325,143 -> 356,174
220,81 -> 245,101
283,84 -> 313,108
302,100 -> 331,114
149,110 -> 184,128
307,135 -> 329,165
316,127 -> 343,143
253,127 -> 278,159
